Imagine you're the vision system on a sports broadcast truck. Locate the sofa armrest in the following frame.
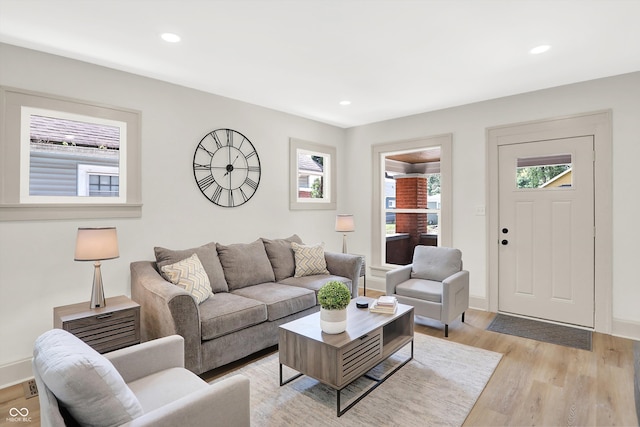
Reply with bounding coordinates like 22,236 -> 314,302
324,251 -> 362,298
105,335 -> 184,383
130,261 -> 202,373
441,270 -> 470,323
122,375 -> 251,427
385,264 -> 413,296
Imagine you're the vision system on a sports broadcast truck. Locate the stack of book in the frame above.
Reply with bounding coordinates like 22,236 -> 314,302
369,295 -> 397,314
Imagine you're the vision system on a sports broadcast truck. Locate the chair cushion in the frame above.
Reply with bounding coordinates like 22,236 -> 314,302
279,275 -> 352,296
127,367 -> 208,413
199,292 -> 268,340
33,329 -> 144,427
160,253 -> 213,304
411,246 -> 462,282
395,278 -> 443,303
261,234 -> 303,281
155,242 -> 229,293
217,239 -> 276,290
232,283 -> 316,321
292,242 -> 330,277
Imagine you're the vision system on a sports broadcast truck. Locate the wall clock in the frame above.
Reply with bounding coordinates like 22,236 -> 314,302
193,129 -> 261,207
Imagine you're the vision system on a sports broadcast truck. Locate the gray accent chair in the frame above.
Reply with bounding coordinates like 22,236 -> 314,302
386,245 -> 469,337
33,330 -> 250,427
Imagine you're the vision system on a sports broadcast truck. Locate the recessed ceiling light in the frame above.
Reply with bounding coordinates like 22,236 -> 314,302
530,45 -> 551,55
161,33 -> 181,43
339,100 -> 351,106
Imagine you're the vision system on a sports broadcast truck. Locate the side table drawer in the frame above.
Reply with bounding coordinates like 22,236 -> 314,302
54,295 -> 141,353
61,306 -> 140,353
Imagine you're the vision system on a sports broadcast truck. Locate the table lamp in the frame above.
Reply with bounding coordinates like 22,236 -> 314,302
74,227 -> 119,309
335,214 -> 355,253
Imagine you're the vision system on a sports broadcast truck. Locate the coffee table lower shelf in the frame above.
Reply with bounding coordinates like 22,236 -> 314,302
279,339 -> 413,417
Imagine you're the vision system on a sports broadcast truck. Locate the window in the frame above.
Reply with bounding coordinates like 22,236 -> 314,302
516,154 -> 572,189
371,134 -> 452,272
289,138 -> 336,210
0,87 -> 141,220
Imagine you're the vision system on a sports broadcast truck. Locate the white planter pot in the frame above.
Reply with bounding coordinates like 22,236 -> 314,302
320,307 -> 347,334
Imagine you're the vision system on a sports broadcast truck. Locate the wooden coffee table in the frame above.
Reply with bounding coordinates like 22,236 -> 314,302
278,298 -> 414,416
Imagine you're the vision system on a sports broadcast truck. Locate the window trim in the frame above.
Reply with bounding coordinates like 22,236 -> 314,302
289,138 -> 337,210
0,86 -> 142,221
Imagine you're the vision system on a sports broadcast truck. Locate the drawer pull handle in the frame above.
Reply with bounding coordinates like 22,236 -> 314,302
96,313 -> 113,320
360,334 -> 368,340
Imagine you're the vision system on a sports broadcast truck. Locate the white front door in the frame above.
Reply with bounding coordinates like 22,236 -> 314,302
498,136 -> 594,327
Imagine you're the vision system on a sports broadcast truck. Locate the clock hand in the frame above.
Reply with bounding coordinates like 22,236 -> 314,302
223,154 -> 241,176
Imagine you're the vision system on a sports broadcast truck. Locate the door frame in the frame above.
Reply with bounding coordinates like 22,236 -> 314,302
487,111 -> 612,333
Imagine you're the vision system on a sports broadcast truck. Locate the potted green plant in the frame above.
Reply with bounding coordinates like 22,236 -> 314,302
317,281 -> 351,334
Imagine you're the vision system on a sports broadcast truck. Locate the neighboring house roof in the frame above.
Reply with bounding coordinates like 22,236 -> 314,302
298,154 -> 323,173
541,168 -> 572,188
30,114 -> 120,150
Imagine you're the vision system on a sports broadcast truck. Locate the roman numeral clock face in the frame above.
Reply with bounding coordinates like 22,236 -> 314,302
193,129 -> 261,207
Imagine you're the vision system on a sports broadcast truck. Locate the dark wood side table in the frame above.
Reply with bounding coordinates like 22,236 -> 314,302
54,295 -> 140,353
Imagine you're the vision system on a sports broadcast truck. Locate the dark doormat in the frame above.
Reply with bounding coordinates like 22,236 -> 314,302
487,313 -> 592,351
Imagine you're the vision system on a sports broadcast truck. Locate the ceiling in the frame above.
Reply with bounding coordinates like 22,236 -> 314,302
1,0 -> 639,128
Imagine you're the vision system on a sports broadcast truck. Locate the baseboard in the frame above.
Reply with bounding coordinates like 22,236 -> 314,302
612,317 -> 640,341
0,357 -> 33,389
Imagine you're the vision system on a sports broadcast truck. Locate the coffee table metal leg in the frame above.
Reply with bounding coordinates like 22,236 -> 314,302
279,363 -> 303,386
336,339 -> 414,417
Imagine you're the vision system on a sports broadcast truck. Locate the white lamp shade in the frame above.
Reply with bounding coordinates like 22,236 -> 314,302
74,227 -> 119,261
335,214 -> 355,232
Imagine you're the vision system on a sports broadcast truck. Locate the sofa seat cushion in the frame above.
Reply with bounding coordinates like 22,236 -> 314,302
261,235 -> 303,281
155,242 -> 229,293
199,293 -> 268,340
279,275 -> 352,296
217,239 -> 276,290
231,283 -> 316,321
395,278 -> 443,303
127,367 -> 208,413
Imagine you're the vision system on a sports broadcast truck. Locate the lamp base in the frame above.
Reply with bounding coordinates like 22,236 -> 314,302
90,261 -> 106,309
342,234 -> 348,253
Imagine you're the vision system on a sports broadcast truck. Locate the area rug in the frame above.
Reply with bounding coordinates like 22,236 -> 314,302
487,313 -> 592,351
211,333 -> 502,426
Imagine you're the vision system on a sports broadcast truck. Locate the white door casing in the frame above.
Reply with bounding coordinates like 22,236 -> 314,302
498,136 -> 594,327
486,111 -> 612,334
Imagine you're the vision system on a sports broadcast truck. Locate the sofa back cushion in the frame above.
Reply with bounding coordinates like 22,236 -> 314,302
411,246 -> 462,282
33,329 -> 144,427
261,234 -> 303,281
154,242 -> 228,293
217,239 -> 276,290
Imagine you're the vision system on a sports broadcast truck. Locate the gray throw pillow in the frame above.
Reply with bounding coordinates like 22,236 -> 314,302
261,234 -> 303,281
33,329 -> 144,427
217,239 -> 276,290
154,242 -> 228,293
411,246 -> 462,282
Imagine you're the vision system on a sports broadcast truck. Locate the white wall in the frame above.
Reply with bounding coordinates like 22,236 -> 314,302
345,71 -> 640,339
0,44 -> 347,386
2,42 -> 639,388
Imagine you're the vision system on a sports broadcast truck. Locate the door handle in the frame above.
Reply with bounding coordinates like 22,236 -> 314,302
501,240 -> 508,245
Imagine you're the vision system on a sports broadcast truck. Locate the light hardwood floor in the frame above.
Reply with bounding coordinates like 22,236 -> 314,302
2,288 -> 638,426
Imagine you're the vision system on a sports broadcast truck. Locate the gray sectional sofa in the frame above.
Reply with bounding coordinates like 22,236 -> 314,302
131,235 -> 362,375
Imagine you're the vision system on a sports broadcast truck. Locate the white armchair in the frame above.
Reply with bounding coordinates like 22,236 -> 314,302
33,329 -> 250,427
386,245 -> 469,337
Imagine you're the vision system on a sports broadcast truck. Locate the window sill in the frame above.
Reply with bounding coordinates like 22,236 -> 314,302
0,203 -> 142,221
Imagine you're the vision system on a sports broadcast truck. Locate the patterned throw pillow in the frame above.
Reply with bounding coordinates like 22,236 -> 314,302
292,242 -> 330,277
160,253 -> 213,304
